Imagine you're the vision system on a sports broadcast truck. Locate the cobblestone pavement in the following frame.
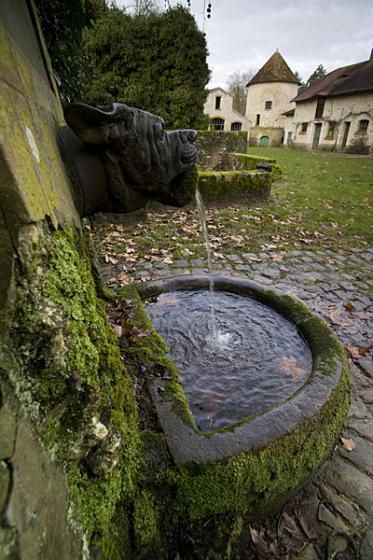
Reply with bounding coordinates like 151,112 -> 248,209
96,242 -> 373,559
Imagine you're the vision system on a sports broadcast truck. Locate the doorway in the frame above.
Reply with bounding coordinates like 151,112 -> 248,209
259,135 -> 269,147
312,123 -> 322,149
341,122 -> 351,150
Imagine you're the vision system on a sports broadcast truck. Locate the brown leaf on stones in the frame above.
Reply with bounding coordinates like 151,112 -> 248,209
114,271 -> 133,284
294,506 -> 319,541
345,343 -> 372,360
122,321 -> 151,342
279,357 -> 307,382
105,254 -> 118,264
249,526 -> 275,558
340,437 -> 356,452
278,508 -> 318,554
249,526 -> 288,559
326,308 -> 352,327
344,301 -> 356,312
280,512 -> 305,542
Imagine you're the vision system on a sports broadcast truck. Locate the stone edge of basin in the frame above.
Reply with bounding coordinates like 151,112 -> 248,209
138,274 -> 348,466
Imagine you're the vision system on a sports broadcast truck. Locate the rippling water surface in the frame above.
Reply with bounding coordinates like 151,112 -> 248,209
146,290 -> 312,432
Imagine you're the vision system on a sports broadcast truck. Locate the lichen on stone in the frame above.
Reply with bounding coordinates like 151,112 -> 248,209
6,221 -> 142,554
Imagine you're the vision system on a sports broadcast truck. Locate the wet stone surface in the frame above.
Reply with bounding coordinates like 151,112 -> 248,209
94,237 -> 373,558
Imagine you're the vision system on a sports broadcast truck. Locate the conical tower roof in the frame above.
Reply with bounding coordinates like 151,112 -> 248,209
247,51 -> 299,86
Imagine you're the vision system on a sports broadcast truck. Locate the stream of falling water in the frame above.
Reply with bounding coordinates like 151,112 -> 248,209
195,188 -> 217,341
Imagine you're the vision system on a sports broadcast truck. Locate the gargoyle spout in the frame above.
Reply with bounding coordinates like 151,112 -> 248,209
58,102 -> 198,217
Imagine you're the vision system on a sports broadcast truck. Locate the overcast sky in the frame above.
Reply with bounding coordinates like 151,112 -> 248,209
117,0 -> 373,88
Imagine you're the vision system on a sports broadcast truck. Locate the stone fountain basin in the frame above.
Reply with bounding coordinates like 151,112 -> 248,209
139,275 -> 350,519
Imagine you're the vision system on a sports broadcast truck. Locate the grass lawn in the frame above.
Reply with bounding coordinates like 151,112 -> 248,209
93,148 -> 373,262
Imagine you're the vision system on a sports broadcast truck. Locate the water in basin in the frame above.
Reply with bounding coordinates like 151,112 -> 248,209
146,290 -> 312,432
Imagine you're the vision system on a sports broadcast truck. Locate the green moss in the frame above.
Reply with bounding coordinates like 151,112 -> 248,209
233,152 -> 277,164
134,490 -> 159,551
226,515 -> 243,559
99,506 -> 133,560
9,223 -> 141,555
118,285 -> 196,430
197,130 -> 247,139
198,170 -> 273,201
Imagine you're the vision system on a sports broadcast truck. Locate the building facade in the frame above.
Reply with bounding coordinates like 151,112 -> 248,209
245,51 -> 299,147
204,87 -> 250,132
286,51 -> 373,154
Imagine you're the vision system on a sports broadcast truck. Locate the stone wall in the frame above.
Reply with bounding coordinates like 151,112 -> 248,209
249,126 -> 284,147
0,2 -> 85,557
291,94 -> 373,153
0,2 -> 145,558
196,130 -> 248,170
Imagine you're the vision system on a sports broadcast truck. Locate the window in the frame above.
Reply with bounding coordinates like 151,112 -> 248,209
231,122 -> 242,131
359,119 -> 369,133
315,97 -> 325,118
209,118 -> 225,131
327,121 -> 336,139
300,122 -> 308,134
215,96 -> 221,110
256,114 -> 260,126
265,100 -> 272,110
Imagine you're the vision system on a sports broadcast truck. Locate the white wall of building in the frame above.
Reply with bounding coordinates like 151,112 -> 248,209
245,82 -> 298,128
204,88 -> 250,132
290,92 -> 373,152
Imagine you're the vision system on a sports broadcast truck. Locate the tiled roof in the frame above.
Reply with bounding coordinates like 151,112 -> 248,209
293,52 -> 373,102
247,51 -> 299,86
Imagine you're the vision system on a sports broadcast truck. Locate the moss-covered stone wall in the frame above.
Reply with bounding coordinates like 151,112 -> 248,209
196,130 -> 248,170
198,170 -> 274,201
0,2 -> 143,557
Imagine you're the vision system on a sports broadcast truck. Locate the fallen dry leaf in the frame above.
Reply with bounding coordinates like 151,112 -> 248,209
271,254 -> 284,262
345,343 -> 367,360
340,437 -> 356,452
294,506 -> 319,541
115,272 -> 132,283
249,526 -> 272,558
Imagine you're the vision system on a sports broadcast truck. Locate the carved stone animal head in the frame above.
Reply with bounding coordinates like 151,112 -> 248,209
62,102 -> 198,216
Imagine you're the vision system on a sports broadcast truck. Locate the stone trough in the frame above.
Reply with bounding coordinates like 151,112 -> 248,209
196,130 -> 280,202
138,275 -> 350,520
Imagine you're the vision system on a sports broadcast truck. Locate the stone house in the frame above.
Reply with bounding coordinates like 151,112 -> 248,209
245,51 -> 299,147
204,87 -> 250,132
285,50 -> 373,153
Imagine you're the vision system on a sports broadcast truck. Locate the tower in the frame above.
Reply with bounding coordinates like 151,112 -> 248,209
245,51 -> 299,146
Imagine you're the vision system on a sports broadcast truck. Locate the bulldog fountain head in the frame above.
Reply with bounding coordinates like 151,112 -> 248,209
58,102 -> 198,217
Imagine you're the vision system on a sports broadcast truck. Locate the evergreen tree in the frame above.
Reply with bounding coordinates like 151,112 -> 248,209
306,64 -> 327,88
294,71 -> 306,94
82,6 -> 210,129
35,0 -> 107,103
